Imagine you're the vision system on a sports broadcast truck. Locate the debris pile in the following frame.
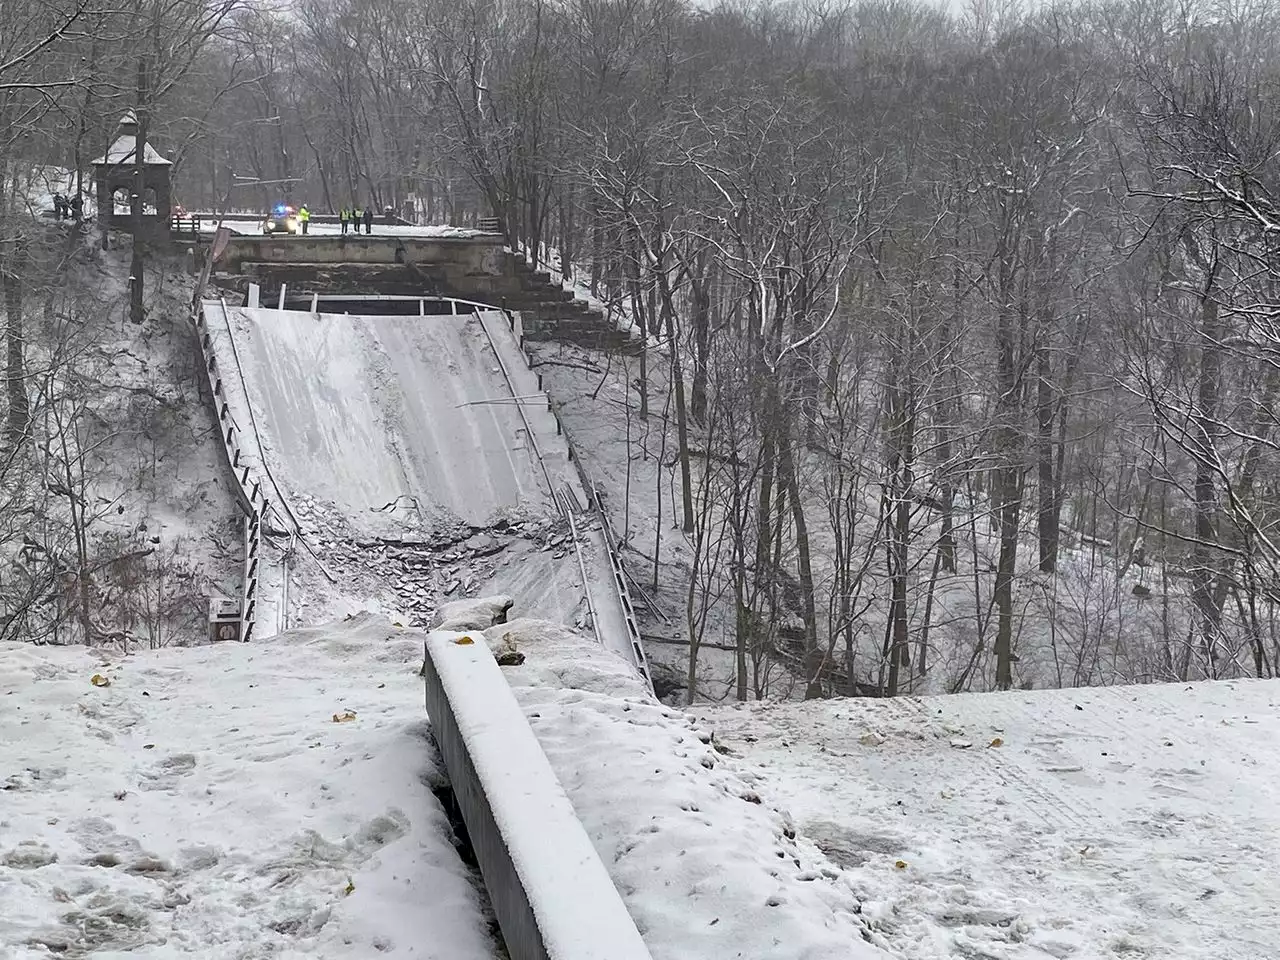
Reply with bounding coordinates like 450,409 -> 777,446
288,496 -> 578,626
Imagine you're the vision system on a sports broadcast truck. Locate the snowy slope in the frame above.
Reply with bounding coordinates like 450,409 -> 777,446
698,681 -> 1280,960
0,618 -> 498,959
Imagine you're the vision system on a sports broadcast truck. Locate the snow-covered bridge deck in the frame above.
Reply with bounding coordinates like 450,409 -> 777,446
200,300 -> 645,672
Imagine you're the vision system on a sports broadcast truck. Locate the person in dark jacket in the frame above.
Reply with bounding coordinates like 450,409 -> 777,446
362,206 -> 373,235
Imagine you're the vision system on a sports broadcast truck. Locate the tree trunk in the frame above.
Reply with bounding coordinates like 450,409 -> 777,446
626,243 -> 649,420
778,424 -> 822,699
753,420 -> 776,678
690,267 -> 710,424
660,284 -> 694,534
2,242 -> 28,449
129,55 -> 150,326
993,296 -> 1021,691
1036,344 -> 1059,572
886,372 -> 915,696
1191,291 -> 1223,667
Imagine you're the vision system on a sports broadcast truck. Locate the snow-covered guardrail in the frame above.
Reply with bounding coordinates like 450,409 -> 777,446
422,631 -> 653,960
592,498 -> 652,687
193,299 -> 267,641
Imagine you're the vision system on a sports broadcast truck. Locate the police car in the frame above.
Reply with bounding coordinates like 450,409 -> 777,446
262,204 -> 300,235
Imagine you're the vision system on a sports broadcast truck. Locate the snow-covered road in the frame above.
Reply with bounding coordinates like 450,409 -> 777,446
699,680 -> 1280,960
0,618 -> 498,958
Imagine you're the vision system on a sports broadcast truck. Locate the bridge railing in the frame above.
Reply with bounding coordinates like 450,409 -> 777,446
170,214 -> 203,238
193,298 -> 268,641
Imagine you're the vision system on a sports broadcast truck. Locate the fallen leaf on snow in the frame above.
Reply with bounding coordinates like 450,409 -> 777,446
454,636 -> 475,646
895,860 -> 908,869
90,674 -> 110,687
343,878 -> 355,895
989,737 -> 1004,748
332,711 -> 357,723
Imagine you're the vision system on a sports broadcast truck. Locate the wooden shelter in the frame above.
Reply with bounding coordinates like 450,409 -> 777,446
91,111 -> 172,235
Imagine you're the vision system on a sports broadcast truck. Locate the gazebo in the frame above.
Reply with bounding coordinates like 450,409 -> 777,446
91,111 -> 173,236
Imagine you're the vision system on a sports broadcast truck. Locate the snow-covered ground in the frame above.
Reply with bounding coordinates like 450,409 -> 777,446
484,614 -> 891,960
0,616 -> 498,959
697,681 -> 1280,960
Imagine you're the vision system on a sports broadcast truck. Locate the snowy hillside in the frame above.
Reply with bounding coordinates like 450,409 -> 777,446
0,618 -> 497,959
698,681 -> 1280,959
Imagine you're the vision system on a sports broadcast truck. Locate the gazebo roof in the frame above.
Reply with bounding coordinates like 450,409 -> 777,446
91,112 -> 172,166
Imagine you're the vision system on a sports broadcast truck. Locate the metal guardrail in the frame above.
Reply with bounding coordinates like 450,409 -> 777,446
171,214 -> 203,238
192,299 -> 268,641
593,497 -> 653,690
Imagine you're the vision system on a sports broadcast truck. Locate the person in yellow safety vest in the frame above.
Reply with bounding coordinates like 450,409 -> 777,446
298,204 -> 311,235
339,206 -> 349,235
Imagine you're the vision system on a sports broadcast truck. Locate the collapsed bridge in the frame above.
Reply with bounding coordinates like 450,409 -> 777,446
190,228 -> 657,956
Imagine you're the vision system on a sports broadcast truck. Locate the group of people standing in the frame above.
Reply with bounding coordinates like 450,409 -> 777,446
52,193 -> 83,221
340,205 -> 374,235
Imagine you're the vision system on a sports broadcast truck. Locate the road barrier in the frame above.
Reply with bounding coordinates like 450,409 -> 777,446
422,631 -> 653,960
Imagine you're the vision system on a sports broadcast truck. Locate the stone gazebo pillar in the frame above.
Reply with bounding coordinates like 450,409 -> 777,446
91,111 -> 173,239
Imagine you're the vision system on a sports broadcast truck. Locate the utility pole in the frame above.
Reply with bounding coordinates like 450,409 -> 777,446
129,50 -> 149,325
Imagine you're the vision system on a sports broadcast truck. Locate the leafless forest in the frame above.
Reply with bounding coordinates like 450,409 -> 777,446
3,0 -> 1278,696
